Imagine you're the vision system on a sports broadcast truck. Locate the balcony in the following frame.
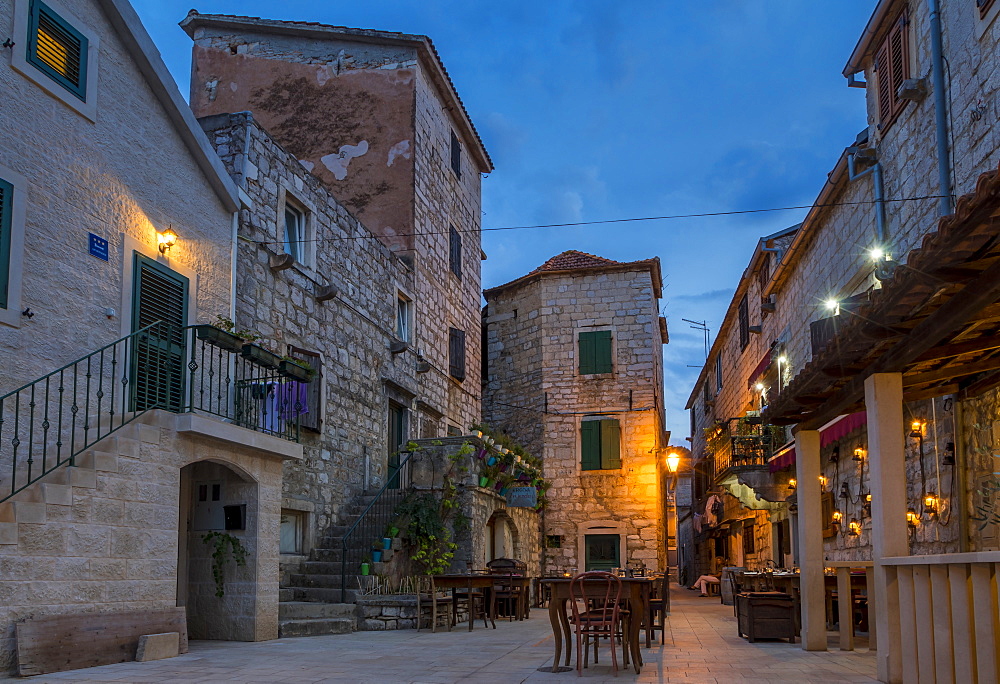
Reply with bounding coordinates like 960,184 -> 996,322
707,417 -> 785,509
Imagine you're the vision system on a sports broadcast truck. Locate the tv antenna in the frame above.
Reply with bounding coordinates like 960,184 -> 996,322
682,318 -> 710,360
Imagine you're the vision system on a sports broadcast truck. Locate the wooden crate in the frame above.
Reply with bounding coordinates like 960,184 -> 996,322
735,592 -> 797,643
16,608 -> 188,676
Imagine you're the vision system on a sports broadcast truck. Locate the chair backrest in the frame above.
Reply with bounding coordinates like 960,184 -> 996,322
569,571 -> 622,627
487,557 -> 527,573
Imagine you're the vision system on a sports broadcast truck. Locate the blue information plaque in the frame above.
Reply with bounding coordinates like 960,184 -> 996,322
506,486 -> 538,508
88,233 -> 109,261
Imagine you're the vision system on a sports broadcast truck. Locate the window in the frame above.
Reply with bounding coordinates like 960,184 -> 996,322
280,509 -> 305,554
450,130 -> 462,179
715,355 -> 723,394
449,225 -> 462,279
27,0 -> 88,101
545,535 -> 562,549
283,202 -> 306,263
288,346 -> 322,432
0,178 -> 13,310
757,253 -> 771,292
581,418 -> 621,471
742,520 -> 755,556
980,0 -> 997,19
396,292 -> 411,342
874,10 -> 909,132
579,330 -> 613,375
449,327 -> 466,381
738,293 -> 750,350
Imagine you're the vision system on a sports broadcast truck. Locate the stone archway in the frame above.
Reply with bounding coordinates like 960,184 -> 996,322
485,510 -> 520,561
177,459 -> 260,640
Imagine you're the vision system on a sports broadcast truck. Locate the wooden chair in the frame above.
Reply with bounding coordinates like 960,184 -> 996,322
645,573 -> 669,646
415,576 -> 453,632
569,571 -> 625,677
451,583 -> 493,630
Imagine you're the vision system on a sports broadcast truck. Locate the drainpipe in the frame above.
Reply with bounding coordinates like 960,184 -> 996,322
928,0 -> 953,216
846,147 -> 888,246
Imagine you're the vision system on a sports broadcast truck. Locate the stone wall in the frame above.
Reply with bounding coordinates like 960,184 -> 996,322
0,0 -> 234,395
484,262 -> 666,574
0,411 -> 297,675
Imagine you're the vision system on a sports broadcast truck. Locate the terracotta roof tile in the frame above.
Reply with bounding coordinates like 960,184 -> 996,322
531,250 -> 619,273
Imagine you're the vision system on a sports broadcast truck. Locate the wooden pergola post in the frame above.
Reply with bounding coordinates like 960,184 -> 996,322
794,428 -> 826,651
865,373 -> 908,684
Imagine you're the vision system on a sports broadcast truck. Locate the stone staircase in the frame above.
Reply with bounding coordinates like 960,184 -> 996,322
278,493 -> 383,637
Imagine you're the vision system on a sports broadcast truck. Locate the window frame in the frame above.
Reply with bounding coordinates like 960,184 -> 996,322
448,327 -> 466,381
11,0 -> 99,121
26,0 -> 88,101
449,224 -> 462,280
283,201 -> 307,264
450,130 -> 462,179
580,417 -> 622,471
279,509 -> 306,555
395,290 -> 412,343
0,177 -> 14,313
979,0 -> 997,19
873,9 -> 910,133
737,293 -> 750,351
715,355 -> 723,394
578,329 -> 613,375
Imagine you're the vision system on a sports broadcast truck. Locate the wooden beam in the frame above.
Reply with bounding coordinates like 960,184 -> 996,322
902,384 -> 960,403
797,255 -> 1000,430
914,337 -> 1000,362
960,370 -> 1000,399
903,357 -> 1000,387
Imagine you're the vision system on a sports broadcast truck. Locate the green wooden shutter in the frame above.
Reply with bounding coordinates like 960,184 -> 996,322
579,332 -> 596,374
581,420 -> 601,470
594,330 -> 613,373
600,419 -> 621,469
0,178 -> 12,310
27,1 -> 89,101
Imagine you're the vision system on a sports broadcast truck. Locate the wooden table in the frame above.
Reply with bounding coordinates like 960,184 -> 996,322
431,574 -> 532,631
541,577 -> 652,674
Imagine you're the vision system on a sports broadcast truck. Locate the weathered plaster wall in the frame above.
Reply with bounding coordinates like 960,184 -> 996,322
0,0 -> 233,394
0,411 -> 292,675
484,265 -> 666,574
188,28 -> 416,251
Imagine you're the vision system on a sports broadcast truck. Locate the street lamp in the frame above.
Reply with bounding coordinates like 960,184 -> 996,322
666,451 -> 681,473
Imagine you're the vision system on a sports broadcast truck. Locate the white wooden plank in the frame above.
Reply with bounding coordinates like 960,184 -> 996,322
970,563 -> 999,684
912,565 -> 935,684
794,429 -> 826,651
866,566 -> 877,652
898,567 -> 919,684
929,564 -> 954,684
947,564 -> 974,684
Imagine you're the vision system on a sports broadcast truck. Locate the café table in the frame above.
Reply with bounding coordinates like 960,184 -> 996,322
431,574 -> 499,631
541,577 -> 653,674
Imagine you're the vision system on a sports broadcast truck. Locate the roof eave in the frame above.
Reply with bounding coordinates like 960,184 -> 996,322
179,11 -> 493,173
100,0 -> 239,212
842,0 -> 901,77
484,259 -> 662,299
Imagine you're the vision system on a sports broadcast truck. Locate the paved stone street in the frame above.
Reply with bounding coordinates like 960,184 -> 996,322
6,588 -> 876,683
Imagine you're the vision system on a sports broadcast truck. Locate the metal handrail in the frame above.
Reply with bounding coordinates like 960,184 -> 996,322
1,323 -> 305,504
340,450 -> 415,602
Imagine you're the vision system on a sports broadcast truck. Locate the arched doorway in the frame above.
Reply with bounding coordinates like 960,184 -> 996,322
177,459 -> 259,640
485,511 -> 519,562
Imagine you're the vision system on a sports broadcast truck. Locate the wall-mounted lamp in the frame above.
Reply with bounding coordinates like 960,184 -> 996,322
754,382 -> 765,392
829,445 -> 840,463
853,446 -> 866,461
863,493 -> 872,516
666,452 -> 681,473
818,474 -> 828,489
907,508 -> 919,527
825,299 -> 840,315
787,478 -> 797,490
840,481 -> 851,499
909,420 -> 925,439
848,518 -> 861,536
943,442 -> 956,466
832,510 -> 842,527
924,492 -> 939,517
157,227 -> 178,254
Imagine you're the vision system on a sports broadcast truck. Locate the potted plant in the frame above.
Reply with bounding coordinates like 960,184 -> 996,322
241,343 -> 282,369
360,562 -> 370,576
479,475 -> 490,488
196,315 -> 259,353
278,356 -> 314,382
389,525 -> 400,538
372,549 -> 383,563
382,537 -> 392,551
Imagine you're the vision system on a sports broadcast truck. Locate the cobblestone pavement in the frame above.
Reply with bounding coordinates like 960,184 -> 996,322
10,588 -> 877,683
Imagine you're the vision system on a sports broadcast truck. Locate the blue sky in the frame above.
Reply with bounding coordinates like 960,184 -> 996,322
133,1 -> 875,445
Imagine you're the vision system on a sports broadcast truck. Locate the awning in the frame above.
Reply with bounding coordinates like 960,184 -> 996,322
767,411 -> 869,472
769,443 -> 796,473
747,351 -> 772,388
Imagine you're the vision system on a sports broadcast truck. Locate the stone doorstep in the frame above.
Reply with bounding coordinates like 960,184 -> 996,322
278,601 -> 356,620
135,632 -> 180,662
278,617 -> 354,638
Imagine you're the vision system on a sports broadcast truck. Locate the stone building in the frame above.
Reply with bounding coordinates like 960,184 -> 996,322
0,0 -> 301,674
683,2 -> 1000,680
483,251 -> 668,575
183,13 -> 492,634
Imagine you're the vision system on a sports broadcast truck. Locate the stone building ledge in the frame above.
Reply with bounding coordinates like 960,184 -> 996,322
166,412 -> 304,460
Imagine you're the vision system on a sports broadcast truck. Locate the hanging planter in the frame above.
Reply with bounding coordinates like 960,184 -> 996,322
479,475 -> 490,488
278,358 -> 314,382
475,448 -> 487,460
195,324 -> 245,353
486,456 -> 497,466
494,480 -> 504,492
499,486 -> 509,497
241,343 -> 281,369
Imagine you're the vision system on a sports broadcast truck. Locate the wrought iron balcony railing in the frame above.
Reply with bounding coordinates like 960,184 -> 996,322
709,417 -> 781,482
1,323 -> 309,503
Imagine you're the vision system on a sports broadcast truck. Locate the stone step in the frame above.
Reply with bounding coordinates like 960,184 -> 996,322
279,588 -> 294,602
299,561 -> 345,575
289,573 -> 351,589
289,586 -> 361,603
278,617 -> 354,638
279,601 -> 356,620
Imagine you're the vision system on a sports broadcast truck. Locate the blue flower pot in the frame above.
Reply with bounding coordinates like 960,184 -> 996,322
486,456 -> 497,466
372,550 -> 382,563
382,537 -> 392,550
